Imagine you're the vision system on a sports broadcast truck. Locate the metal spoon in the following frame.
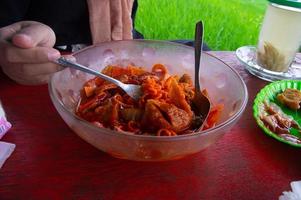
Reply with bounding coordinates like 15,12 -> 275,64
56,57 -> 142,101
191,21 -> 211,131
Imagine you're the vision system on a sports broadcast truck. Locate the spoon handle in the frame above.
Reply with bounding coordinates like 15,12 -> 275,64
194,21 -> 204,92
56,57 -> 123,87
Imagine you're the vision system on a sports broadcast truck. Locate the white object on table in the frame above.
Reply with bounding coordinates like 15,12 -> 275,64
279,181 -> 301,200
0,100 -> 14,170
0,100 -> 12,139
0,141 -> 15,169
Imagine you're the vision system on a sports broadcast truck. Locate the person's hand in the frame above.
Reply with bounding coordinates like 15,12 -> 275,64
0,21 -> 62,85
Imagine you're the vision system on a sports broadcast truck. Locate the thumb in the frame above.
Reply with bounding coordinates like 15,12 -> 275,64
11,22 -> 56,49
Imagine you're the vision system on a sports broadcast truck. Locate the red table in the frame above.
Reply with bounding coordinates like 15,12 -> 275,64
0,51 -> 300,200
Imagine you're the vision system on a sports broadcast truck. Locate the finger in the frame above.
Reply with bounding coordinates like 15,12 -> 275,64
0,22 -> 23,40
3,56 -> 75,78
11,34 -> 35,49
1,62 -> 60,85
1,42 -> 60,63
21,62 -> 63,77
0,27 -> 15,41
12,23 -> 56,48
0,21 -> 39,41
12,55 -> 77,85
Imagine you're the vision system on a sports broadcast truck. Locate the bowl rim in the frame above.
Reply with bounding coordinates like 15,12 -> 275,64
49,39 -> 248,141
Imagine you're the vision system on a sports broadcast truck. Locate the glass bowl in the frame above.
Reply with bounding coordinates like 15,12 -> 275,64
49,40 -> 248,161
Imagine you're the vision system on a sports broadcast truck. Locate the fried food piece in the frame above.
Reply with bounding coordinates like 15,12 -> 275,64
277,88 -> 301,110
260,115 -> 290,134
260,101 -> 301,135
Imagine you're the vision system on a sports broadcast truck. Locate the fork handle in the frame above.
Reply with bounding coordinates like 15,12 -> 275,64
56,57 -> 123,87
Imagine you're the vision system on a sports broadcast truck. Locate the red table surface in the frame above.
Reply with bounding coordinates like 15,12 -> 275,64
0,51 -> 301,200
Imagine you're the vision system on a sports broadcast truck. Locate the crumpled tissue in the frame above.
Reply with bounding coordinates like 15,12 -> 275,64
0,100 -> 14,170
0,101 -> 11,139
279,181 -> 301,200
0,142 -> 15,169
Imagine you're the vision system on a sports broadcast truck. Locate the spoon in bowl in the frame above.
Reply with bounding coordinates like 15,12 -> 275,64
191,21 -> 211,131
56,57 -> 142,101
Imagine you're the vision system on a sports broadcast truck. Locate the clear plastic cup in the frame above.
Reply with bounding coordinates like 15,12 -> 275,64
257,0 -> 301,72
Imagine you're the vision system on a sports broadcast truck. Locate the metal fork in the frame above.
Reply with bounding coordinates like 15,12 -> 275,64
56,57 -> 142,101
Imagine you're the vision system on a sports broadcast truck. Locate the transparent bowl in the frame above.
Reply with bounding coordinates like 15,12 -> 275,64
49,40 -> 248,161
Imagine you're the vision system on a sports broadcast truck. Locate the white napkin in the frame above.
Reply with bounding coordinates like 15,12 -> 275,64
0,142 -> 15,169
0,100 -> 14,170
0,100 -> 12,139
279,181 -> 301,200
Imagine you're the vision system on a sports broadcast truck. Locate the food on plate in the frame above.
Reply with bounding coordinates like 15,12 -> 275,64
257,42 -> 287,72
277,88 -> 301,110
75,64 -> 223,136
259,101 -> 301,142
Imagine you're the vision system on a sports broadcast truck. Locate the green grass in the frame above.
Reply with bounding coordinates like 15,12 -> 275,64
135,0 -> 268,51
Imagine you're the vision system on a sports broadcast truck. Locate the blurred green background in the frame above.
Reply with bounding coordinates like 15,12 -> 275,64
135,0 -> 268,51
